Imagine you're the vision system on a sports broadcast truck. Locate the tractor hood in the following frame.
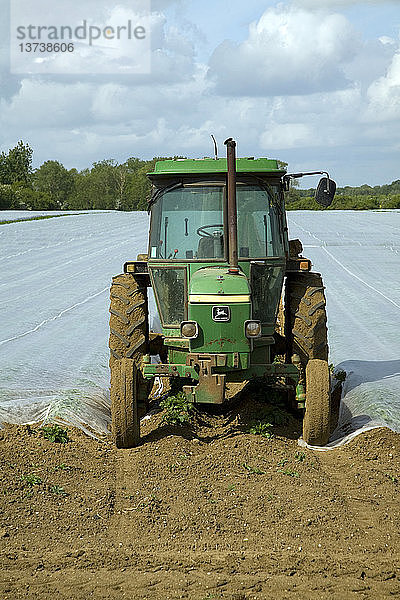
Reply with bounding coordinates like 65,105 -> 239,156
187,266 -> 252,355
189,266 -> 250,299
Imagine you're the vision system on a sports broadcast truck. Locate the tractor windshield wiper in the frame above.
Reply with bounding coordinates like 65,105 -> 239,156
147,182 -> 183,213
263,214 -> 268,256
164,216 -> 168,258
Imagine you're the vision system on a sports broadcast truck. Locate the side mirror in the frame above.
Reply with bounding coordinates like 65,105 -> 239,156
315,177 -> 336,207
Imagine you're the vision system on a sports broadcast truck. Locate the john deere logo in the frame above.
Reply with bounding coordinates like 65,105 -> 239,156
212,306 -> 230,322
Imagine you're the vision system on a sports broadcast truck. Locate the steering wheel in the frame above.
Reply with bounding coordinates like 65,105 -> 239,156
196,224 -> 224,238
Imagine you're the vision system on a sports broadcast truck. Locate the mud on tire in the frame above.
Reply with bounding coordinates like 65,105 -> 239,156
286,271 -> 328,364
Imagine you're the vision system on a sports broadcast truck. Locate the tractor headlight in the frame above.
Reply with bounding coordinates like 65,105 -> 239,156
245,320 -> 262,338
181,321 -> 198,339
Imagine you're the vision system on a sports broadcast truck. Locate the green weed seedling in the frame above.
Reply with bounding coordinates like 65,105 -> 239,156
277,458 -> 289,467
259,390 -> 290,425
48,485 -> 68,496
168,453 -> 190,471
160,392 -> 194,426
295,452 -> 306,462
248,420 -> 274,438
168,462 -> 183,472
41,424 -> 69,444
243,463 -> 265,475
385,473 -> 398,484
278,468 -> 300,478
53,463 -> 72,472
21,473 -> 42,486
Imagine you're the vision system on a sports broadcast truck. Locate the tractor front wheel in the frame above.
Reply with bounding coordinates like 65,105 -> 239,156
111,358 -> 149,449
302,359 -> 331,446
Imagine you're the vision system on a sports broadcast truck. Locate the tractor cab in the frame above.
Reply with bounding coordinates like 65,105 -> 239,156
146,156 -> 289,338
148,178 -> 285,262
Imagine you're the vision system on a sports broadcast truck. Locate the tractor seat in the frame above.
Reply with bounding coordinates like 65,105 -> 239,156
197,237 -> 214,258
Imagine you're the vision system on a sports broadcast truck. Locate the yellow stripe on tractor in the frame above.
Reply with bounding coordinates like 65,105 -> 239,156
189,294 -> 251,303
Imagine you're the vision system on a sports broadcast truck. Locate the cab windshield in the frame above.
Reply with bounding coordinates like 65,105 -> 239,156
149,184 -> 283,260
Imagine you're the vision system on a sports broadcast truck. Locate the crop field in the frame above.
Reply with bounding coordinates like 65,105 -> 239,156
0,209 -> 399,599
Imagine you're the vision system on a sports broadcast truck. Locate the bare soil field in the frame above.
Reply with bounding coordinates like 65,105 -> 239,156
0,397 -> 399,600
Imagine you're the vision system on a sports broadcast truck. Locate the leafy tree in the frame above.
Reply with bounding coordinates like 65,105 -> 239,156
381,194 -> 400,209
0,140 -> 33,185
0,184 -> 16,210
14,185 -> 53,210
124,162 -> 153,210
88,160 -> 119,210
33,160 -> 75,209
67,169 -> 92,210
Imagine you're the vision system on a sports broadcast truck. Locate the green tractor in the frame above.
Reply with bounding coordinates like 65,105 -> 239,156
109,138 -> 337,448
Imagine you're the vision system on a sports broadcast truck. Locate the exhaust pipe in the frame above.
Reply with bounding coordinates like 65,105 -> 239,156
224,138 -> 239,275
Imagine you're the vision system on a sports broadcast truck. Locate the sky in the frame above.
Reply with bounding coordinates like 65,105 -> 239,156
0,0 -> 399,186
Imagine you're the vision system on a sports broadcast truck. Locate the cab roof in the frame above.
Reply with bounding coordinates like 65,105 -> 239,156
148,157 -> 286,177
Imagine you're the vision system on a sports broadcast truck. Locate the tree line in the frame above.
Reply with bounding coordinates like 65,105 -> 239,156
0,141 -> 173,212
1,141 -> 399,211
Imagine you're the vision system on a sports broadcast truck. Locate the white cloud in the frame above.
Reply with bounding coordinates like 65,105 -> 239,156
260,123 -> 314,149
379,36 -> 396,46
0,79 -> 93,128
343,38 -> 396,88
208,5 -> 358,96
366,51 -> 400,121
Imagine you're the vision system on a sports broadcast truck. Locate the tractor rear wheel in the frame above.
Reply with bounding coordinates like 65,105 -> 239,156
303,359 -> 331,446
109,273 -> 150,448
286,272 -> 329,364
109,273 -> 149,364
